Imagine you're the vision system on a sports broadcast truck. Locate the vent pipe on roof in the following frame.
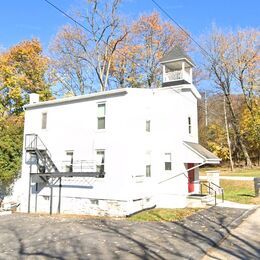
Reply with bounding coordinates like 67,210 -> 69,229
29,93 -> 39,104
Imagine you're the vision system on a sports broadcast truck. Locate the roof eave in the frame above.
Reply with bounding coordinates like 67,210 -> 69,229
24,89 -> 128,110
160,57 -> 195,67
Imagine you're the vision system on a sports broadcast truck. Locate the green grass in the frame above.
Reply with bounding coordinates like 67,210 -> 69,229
200,167 -> 260,177
219,180 -> 260,204
128,208 -> 202,222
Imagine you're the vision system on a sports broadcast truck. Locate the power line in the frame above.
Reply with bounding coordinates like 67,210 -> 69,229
150,0 -> 214,62
42,0 -> 146,75
42,0 -> 236,123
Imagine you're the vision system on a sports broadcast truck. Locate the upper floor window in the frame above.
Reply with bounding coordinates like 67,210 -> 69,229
146,120 -> 151,132
97,103 -> 106,129
164,153 -> 172,171
42,112 -> 47,129
188,116 -> 191,134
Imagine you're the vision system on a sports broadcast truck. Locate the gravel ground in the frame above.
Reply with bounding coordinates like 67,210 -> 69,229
0,207 -> 251,260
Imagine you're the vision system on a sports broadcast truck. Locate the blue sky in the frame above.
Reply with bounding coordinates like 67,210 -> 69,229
0,0 -> 259,52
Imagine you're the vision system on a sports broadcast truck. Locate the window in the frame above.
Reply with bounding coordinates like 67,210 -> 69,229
188,116 -> 192,134
146,165 -> 151,177
146,120 -> 151,132
96,150 -> 105,173
145,151 -> 151,177
90,199 -> 99,205
164,153 -> 172,171
97,103 -> 106,129
65,151 -> 74,172
42,112 -> 47,129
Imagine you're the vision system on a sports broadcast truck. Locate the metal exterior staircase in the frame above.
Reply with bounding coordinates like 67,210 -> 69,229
25,134 -> 59,181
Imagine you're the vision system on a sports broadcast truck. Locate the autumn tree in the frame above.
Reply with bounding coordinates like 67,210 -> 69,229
0,116 -> 23,187
0,39 -> 51,115
0,39 -> 52,188
201,27 -> 260,167
111,12 -> 190,88
50,0 -> 127,94
131,12 -> 190,87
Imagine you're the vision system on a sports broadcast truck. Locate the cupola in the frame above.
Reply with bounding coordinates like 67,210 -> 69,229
160,45 -> 195,87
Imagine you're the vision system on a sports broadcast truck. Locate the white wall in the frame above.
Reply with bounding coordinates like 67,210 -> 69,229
18,85 -> 201,214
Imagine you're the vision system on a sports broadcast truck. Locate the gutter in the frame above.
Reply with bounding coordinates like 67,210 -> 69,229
24,89 -> 128,110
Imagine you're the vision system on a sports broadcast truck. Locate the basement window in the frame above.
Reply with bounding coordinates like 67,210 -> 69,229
43,196 -> 50,201
42,112 -> 47,129
90,199 -> 99,205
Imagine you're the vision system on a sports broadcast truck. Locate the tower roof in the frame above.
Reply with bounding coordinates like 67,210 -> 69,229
160,45 -> 195,66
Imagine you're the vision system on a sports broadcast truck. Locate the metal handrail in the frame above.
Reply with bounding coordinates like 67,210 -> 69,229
25,134 -> 52,158
200,182 -> 217,206
209,182 -> 224,203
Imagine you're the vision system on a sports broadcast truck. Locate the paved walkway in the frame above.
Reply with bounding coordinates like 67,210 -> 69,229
203,207 -> 260,260
0,207 -> 252,260
200,176 -> 254,181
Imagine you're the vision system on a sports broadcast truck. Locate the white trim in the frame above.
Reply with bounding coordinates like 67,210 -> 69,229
160,57 -> 195,67
183,142 -> 221,164
24,89 -> 128,110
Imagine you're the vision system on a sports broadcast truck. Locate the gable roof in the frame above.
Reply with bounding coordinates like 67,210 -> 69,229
160,45 -> 195,66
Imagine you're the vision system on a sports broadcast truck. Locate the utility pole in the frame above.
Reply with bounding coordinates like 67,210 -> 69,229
223,96 -> 234,171
204,92 -> 208,127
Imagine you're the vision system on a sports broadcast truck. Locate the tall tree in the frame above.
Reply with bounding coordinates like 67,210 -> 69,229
50,0 -> 127,94
114,12 -> 190,88
0,116 -> 23,187
0,39 -> 51,115
201,27 -> 259,167
0,39 -> 51,188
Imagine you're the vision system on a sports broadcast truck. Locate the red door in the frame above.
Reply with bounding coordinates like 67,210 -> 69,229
187,163 -> 195,193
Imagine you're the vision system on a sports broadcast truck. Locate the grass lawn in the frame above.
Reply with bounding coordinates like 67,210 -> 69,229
219,180 -> 260,205
200,167 -> 260,177
128,208 -> 202,222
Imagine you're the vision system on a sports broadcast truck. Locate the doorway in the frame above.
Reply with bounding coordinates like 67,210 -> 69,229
187,163 -> 195,193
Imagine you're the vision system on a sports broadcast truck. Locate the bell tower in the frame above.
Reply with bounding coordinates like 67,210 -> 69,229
160,45 -> 195,87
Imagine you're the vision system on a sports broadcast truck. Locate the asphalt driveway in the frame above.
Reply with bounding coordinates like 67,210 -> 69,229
0,207 -> 255,260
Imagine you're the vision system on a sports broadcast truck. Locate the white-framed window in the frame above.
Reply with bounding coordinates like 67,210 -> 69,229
97,103 -> 106,129
145,151 -> 151,177
42,112 -> 47,129
164,153 -> 172,171
146,120 -> 151,132
65,150 -> 74,172
188,116 -> 192,134
146,165 -> 151,177
96,150 -> 105,173
90,199 -> 99,205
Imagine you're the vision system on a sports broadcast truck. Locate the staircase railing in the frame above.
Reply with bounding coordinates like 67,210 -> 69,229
200,182 -> 217,206
210,182 -> 224,203
200,181 -> 224,206
25,134 -> 52,157
25,134 -> 57,173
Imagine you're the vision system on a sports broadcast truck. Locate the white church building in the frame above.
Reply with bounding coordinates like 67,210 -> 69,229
14,46 -> 220,216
